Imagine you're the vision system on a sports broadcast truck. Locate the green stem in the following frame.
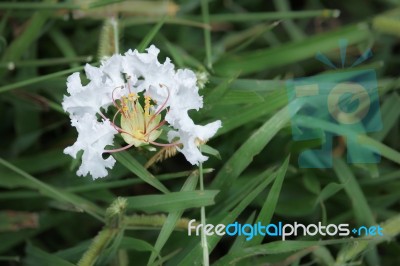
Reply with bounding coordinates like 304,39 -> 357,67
77,228 -> 117,266
122,17 -> 210,29
199,155 -> 209,266
0,56 -> 92,68
201,0 -> 212,69
0,1 -> 124,10
200,9 -> 341,22
111,17 -> 119,54
0,65 -> 84,94
49,29 -> 81,68
0,2 -> 80,10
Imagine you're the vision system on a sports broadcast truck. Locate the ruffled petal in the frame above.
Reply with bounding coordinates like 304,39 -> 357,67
167,120 -> 222,165
64,114 -> 118,179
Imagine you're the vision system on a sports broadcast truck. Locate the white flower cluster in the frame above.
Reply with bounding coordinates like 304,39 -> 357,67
63,45 -> 221,179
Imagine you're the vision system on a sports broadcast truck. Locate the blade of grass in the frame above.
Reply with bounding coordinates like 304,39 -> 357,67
137,16 -> 166,52
333,158 -> 375,225
0,169 -> 214,199
122,17 -> 209,29
0,158 -> 104,221
335,214 -> 400,265
49,29 -> 81,68
147,171 -> 199,265
208,9 -> 340,22
0,11 -> 50,77
273,0 -> 306,41
113,151 -> 169,194
125,190 -> 218,213
0,65 -> 84,94
0,56 -> 92,69
217,22 -> 279,52
215,239 -> 356,266
229,212 -> 256,253
371,93 -> 400,141
295,115 -> 400,165
25,243 -> 75,266
0,1 -> 124,10
201,0 -> 212,69
214,23 -> 370,76
209,167 -> 277,216
245,156 -> 290,246
183,9 -> 340,23
333,158 -> 379,265
215,89 -> 288,136
210,77 -> 284,92
211,106 -> 290,193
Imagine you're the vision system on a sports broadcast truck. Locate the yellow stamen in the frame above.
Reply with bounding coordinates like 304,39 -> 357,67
144,96 -> 151,117
128,93 -> 136,101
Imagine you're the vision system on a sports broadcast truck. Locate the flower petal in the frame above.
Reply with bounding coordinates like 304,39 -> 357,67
64,114 -> 118,179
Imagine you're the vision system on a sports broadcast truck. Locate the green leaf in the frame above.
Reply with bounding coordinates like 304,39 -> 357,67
137,16 -> 166,52
229,211 -> 256,253
0,11 -> 50,77
200,144 -> 221,160
113,151 -> 169,194
246,156 -> 290,245
148,171 -> 199,265
119,236 -> 159,253
333,159 -> 375,225
0,158 -> 104,221
302,173 -> 321,194
215,89 -> 287,136
314,182 -> 344,206
0,65 -> 84,94
125,190 -> 218,213
214,23 -> 370,76
216,90 -> 264,105
214,239 -> 354,266
336,214 -> 400,265
211,106 -> 290,193
333,158 -> 379,265
295,115 -> 400,165
24,243 -> 75,266
371,93 -> 400,141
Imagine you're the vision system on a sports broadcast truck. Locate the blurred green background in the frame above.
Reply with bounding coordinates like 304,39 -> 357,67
0,0 -> 400,265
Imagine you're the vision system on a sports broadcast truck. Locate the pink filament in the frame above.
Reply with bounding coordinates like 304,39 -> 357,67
104,143 -> 135,153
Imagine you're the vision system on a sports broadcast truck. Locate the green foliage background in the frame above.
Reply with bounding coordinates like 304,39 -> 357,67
0,0 -> 400,265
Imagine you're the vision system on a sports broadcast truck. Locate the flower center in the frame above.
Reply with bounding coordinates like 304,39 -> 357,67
118,93 -> 163,147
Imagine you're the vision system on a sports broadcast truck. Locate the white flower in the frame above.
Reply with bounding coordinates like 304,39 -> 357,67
63,45 -> 221,179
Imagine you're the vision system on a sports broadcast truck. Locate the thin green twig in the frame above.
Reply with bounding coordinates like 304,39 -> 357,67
201,0 -> 212,69
199,150 -> 209,266
0,56 -> 92,69
0,1 -> 125,10
0,65 -> 85,94
111,17 -> 119,54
